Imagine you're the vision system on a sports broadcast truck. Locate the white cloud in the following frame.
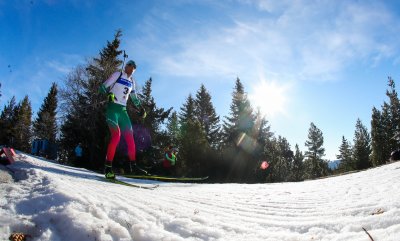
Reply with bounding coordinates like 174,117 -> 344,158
46,61 -> 72,74
127,1 -> 400,84
46,54 -> 84,74
243,0 -> 291,13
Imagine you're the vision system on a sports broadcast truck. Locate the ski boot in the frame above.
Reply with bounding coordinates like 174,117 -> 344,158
104,165 -> 115,179
124,161 -> 133,174
126,161 -> 149,175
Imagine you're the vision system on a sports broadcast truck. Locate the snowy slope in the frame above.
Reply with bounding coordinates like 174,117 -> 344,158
1,153 -> 400,241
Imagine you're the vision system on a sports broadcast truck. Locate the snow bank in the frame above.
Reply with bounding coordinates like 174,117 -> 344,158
1,153 -> 400,240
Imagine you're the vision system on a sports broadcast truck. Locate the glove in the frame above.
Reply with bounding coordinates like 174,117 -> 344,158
138,106 -> 147,119
130,94 -> 141,107
99,84 -> 108,94
108,93 -> 115,102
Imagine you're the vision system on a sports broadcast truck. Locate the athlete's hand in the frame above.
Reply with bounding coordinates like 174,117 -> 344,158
99,84 -> 108,94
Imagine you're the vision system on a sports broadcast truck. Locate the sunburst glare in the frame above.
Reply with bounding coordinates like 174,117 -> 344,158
249,80 -> 289,118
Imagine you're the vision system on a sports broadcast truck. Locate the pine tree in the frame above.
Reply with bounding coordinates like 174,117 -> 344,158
304,122 -> 328,179
370,77 -> 400,166
86,30 -> 123,82
179,94 -> 196,123
194,84 -> 221,149
269,136 -> 293,182
382,77 -> 400,162
337,136 -> 354,172
33,82 -> 58,142
371,107 -> 390,166
0,96 -> 17,146
85,30 -> 123,168
60,30 -> 123,169
222,78 -> 254,147
386,77 -> 400,148
132,77 -> 172,147
221,78 -> 256,182
291,144 -> 304,181
166,111 -> 180,145
59,66 -> 89,165
250,109 -> 274,182
178,94 -> 209,176
13,96 -> 32,152
352,118 -> 371,170
252,109 -> 273,159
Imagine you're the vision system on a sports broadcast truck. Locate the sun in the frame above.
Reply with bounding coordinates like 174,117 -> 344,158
249,80 -> 289,118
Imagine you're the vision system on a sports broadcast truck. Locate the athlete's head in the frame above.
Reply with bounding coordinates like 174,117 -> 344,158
125,60 -> 136,76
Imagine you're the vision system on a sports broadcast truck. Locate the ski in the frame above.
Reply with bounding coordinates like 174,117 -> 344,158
122,174 -> 208,182
101,177 -> 159,190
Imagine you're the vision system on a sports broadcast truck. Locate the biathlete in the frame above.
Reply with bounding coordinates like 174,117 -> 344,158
163,146 -> 178,176
99,60 -> 147,179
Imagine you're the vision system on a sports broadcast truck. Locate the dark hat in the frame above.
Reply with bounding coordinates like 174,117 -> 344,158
126,60 -> 136,68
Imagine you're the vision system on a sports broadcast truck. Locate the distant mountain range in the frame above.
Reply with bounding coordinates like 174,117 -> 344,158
328,160 -> 341,170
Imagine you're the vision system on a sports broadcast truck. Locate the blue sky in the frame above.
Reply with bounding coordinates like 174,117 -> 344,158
2,0 -> 400,160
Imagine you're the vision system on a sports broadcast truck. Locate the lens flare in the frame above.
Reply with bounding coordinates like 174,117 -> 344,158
260,161 -> 269,170
249,80 -> 289,118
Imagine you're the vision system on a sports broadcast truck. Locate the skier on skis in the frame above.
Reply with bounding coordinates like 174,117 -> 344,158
163,145 -> 178,176
99,60 -> 147,179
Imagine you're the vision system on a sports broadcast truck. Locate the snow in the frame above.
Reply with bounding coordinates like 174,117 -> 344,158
1,153 -> 400,241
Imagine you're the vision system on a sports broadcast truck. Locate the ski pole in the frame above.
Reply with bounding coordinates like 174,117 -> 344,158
121,50 -> 128,71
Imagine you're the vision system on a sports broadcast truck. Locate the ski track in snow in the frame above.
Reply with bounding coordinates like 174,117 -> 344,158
1,153 -> 400,241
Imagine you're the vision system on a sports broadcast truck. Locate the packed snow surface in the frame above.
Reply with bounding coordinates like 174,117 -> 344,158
1,153 -> 400,241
